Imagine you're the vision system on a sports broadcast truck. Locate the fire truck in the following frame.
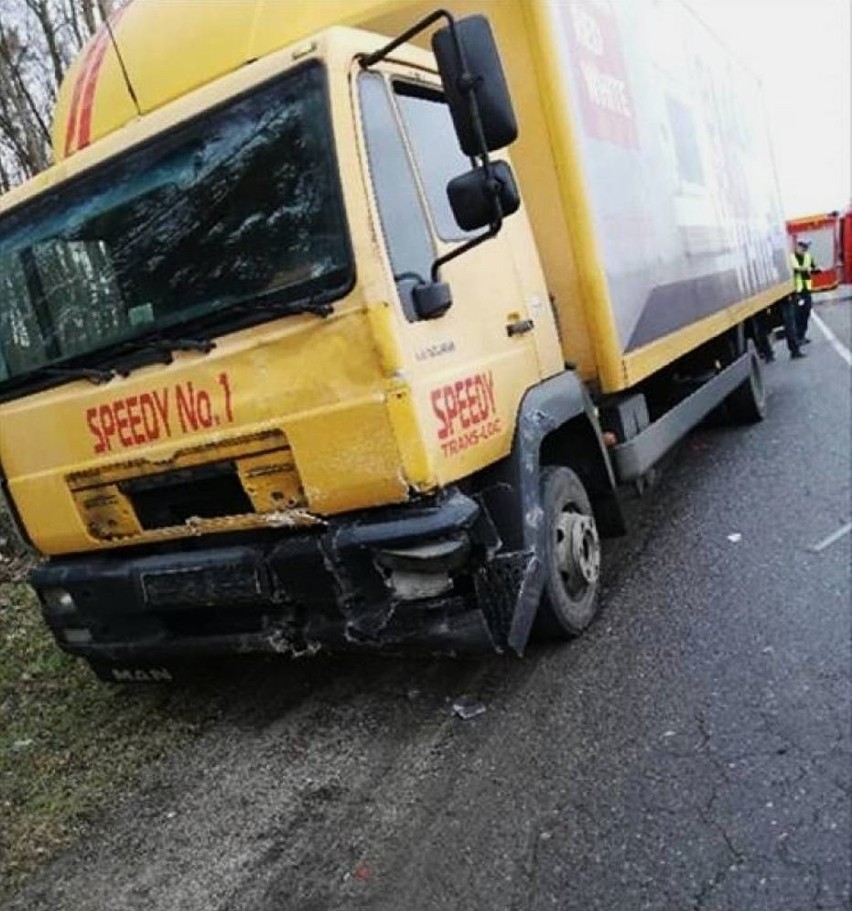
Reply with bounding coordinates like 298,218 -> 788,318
786,212 -> 841,291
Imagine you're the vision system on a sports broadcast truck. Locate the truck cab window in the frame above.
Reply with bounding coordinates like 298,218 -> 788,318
358,73 -> 435,321
0,62 -> 351,387
393,83 -> 477,244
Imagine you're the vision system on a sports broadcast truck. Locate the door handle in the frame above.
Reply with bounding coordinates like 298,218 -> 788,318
506,318 -> 535,337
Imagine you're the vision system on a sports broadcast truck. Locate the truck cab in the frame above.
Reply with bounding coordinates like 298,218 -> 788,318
1,18 -> 615,675
0,1 -> 778,681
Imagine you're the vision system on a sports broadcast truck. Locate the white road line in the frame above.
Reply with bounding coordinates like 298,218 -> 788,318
810,522 -> 852,554
813,312 -> 852,367
808,310 -> 852,554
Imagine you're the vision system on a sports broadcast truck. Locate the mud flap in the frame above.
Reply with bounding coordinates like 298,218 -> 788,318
474,551 -> 542,654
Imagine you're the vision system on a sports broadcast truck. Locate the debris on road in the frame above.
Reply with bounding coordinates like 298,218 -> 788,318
726,533 -> 743,543
353,863 -> 372,882
452,697 -> 487,721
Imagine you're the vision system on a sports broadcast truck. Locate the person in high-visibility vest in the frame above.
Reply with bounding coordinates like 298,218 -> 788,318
790,239 -> 819,344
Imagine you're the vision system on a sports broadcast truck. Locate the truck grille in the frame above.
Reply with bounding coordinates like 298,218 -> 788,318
67,429 -> 313,542
120,463 -> 253,531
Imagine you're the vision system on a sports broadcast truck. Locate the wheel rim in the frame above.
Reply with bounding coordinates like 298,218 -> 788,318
554,507 -> 601,598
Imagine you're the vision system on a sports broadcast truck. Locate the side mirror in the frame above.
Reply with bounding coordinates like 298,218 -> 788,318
413,281 -> 453,320
432,15 -> 518,156
447,161 -> 521,232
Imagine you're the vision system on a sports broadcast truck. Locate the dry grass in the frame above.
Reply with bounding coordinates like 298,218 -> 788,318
0,577 -> 207,900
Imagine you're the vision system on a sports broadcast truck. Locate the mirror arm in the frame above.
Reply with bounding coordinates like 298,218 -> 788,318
359,8 -> 455,68
429,165 -> 508,283
359,7 -> 493,183
361,8 -> 508,284
429,218 -> 500,282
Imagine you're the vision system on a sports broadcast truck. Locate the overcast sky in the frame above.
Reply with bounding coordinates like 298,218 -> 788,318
685,0 -> 851,219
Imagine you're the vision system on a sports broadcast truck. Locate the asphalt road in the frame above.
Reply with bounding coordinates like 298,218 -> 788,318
6,293 -> 851,911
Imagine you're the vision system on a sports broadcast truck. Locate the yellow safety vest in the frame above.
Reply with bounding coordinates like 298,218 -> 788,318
791,251 -> 814,293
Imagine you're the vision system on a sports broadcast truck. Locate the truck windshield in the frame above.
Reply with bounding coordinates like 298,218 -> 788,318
0,61 -> 352,386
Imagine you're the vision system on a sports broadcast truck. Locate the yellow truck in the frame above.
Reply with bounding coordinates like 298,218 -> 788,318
0,0 -> 791,681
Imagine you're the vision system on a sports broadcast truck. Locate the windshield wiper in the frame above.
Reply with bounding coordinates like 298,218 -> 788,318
41,366 -> 115,384
231,297 -> 333,318
229,281 -> 339,320
112,336 -> 216,376
141,337 -> 216,354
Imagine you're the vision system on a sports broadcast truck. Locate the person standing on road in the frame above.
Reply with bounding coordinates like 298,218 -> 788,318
778,295 -> 806,359
790,239 -> 819,344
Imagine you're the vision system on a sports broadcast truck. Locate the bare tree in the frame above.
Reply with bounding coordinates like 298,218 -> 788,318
0,0 -> 117,191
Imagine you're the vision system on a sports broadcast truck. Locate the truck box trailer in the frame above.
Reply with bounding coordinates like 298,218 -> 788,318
0,0 -> 791,681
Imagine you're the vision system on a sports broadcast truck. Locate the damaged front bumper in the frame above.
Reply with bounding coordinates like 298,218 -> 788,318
32,489 -> 539,665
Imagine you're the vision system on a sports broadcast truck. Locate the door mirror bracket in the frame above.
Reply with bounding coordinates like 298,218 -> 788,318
361,9 -> 520,318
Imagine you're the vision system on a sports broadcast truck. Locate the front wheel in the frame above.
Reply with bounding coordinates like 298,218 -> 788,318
536,465 -> 602,639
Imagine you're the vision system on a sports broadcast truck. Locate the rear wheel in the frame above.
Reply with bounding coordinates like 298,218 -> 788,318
725,343 -> 766,424
536,465 -> 602,639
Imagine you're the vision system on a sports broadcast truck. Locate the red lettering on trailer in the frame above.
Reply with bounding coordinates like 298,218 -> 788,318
84,374 -> 234,454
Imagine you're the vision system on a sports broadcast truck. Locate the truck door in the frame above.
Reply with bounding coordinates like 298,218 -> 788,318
355,67 -> 560,480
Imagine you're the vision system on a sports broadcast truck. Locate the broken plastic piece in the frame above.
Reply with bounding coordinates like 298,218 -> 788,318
452,697 -> 486,720
353,863 -> 372,882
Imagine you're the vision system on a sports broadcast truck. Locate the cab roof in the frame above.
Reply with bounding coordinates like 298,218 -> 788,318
53,0 -> 422,162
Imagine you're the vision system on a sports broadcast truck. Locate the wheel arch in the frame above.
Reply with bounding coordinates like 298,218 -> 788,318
470,371 -> 624,653
539,412 -> 625,538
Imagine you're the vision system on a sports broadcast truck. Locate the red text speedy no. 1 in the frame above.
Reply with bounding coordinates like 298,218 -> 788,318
85,373 -> 234,454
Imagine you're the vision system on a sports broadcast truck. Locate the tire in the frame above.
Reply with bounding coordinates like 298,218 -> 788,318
536,465 -> 602,639
725,343 -> 766,424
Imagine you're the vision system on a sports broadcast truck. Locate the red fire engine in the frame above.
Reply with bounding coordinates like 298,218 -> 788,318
786,212 -> 840,291
840,208 -> 852,286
